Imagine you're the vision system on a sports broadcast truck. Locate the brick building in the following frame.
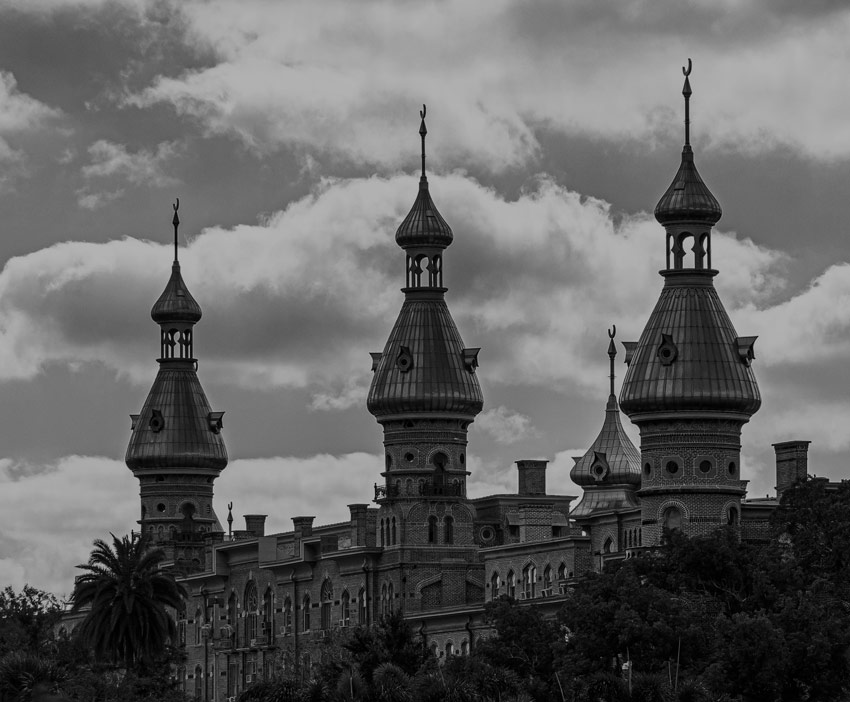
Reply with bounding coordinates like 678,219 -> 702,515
103,74 -> 816,701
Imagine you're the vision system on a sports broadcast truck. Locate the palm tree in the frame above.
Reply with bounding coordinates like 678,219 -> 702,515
70,532 -> 186,671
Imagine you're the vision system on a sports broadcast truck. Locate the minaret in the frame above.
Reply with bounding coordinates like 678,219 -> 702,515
619,61 -> 760,545
570,327 -> 641,521
126,200 -> 227,572
367,107 -> 483,611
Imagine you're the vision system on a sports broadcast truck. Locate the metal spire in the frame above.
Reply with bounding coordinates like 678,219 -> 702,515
682,58 -> 692,147
172,198 -> 180,263
419,104 -> 427,179
227,501 -> 233,538
608,325 -> 617,398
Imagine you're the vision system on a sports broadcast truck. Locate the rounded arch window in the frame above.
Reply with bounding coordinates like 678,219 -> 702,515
728,461 -> 737,475
665,460 -> 679,476
385,454 -> 393,470
699,459 -> 712,474
663,506 -> 683,531
432,452 -> 448,470
643,463 -> 652,476
726,505 -> 739,526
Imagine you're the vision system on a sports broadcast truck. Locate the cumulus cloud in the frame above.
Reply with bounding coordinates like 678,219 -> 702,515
473,406 -> 539,445
109,0 -> 850,171
76,140 -> 180,207
0,173 -> 785,400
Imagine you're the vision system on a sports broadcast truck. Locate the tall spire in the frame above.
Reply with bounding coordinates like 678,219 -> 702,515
419,104 -> 427,179
172,198 -> 180,263
607,325 -> 617,400
682,58 -> 692,147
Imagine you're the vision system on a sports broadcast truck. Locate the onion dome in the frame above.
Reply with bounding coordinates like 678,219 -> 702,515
571,328 -> 641,490
395,105 -> 454,250
151,263 -> 202,324
654,60 -> 721,226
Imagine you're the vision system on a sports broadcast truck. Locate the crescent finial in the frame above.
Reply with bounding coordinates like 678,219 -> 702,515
420,104 -> 426,120
608,325 -> 616,340
682,58 -> 692,77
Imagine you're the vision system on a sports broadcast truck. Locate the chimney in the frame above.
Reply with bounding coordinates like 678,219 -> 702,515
517,459 -> 548,496
773,441 -> 810,496
244,515 -> 267,537
348,504 -> 369,547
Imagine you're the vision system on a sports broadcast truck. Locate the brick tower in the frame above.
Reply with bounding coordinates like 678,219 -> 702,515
126,201 -> 227,573
619,62 -> 761,545
367,106 -> 484,613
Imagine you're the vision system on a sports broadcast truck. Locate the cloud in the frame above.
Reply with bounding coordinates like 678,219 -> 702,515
473,406 -> 539,445
111,0 -> 850,171
75,140 -> 180,207
0,173 -> 785,400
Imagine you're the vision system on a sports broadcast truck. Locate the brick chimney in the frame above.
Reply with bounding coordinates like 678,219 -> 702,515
517,459 -> 547,496
244,515 -> 267,537
773,441 -> 810,497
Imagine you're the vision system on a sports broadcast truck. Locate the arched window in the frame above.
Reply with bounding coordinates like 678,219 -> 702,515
542,565 -> 552,596
388,583 -> 394,613
444,516 -> 454,544
429,642 -> 438,658
557,562 -> 566,581
428,516 -> 438,544
664,506 -> 683,532
380,518 -> 385,546
340,590 -> 351,627
283,596 -> 292,633
358,587 -> 367,625
603,537 -> 614,554
490,571 -> 501,600
507,570 -> 516,599
445,641 -> 454,657
177,600 -> 187,646
522,564 -> 536,599
381,584 -> 388,616
727,505 -> 739,526
460,640 -> 469,656
263,587 -> 273,642
194,607 -> 203,645
244,581 -> 258,644
391,516 -> 397,545
320,580 -> 333,631
302,594 -> 311,632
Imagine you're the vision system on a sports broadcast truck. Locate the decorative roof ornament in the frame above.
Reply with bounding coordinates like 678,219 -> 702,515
395,105 -> 454,250
172,197 -> 180,263
151,198 -> 202,324
654,59 -> 722,226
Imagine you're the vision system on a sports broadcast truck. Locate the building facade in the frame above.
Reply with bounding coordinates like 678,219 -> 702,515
101,72 -> 817,701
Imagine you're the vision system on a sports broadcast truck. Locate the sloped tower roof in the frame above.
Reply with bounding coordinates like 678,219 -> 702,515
620,60 -> 760,419
571,329 -> 641,518
126,201 -> 227,471
368,106 -> 482,419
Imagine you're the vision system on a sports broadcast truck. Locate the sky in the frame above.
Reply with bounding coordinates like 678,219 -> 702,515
2,0 -> 850,597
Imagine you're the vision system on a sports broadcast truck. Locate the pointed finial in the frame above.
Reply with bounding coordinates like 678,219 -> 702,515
227,501 -> 233,538
419,104 -> 427,178
682,59 -> 692,147
172,198 -> 180,263
607,325 -> 617,398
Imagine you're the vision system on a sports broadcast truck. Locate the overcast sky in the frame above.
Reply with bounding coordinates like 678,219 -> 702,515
2,0 -> 850,597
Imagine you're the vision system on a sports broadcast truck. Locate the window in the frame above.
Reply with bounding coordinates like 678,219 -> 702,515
490,571 -> 500,600
227,593 -> 237,647
388,583 -> 394,613
663,506 -> 683,532
283,597 -> 292,632
341,590 -> 351,627
727,505 -> 739,526
460,640 -> 469,656
358,587 -> 367,625
445,642 -> 454,657
507,570 -> 516,598
380,519 -> 385,547
542,565 -> 552,596
194,607 -> 203,645
428,516 -> 437,544
264,588 -> 273,642
522,564 -> 536,599
391,517 -> 397,545
177,600 -> 187,646
665,460 -> 679,476
557,563 -> 567,581
244,581 -> 258,643
444,516 -> 454,544
320,580 -> 333,631
381,584 -> 388,616
194,665 -> 202,700
603,537 -> 613,554
302,594 -> 311,631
